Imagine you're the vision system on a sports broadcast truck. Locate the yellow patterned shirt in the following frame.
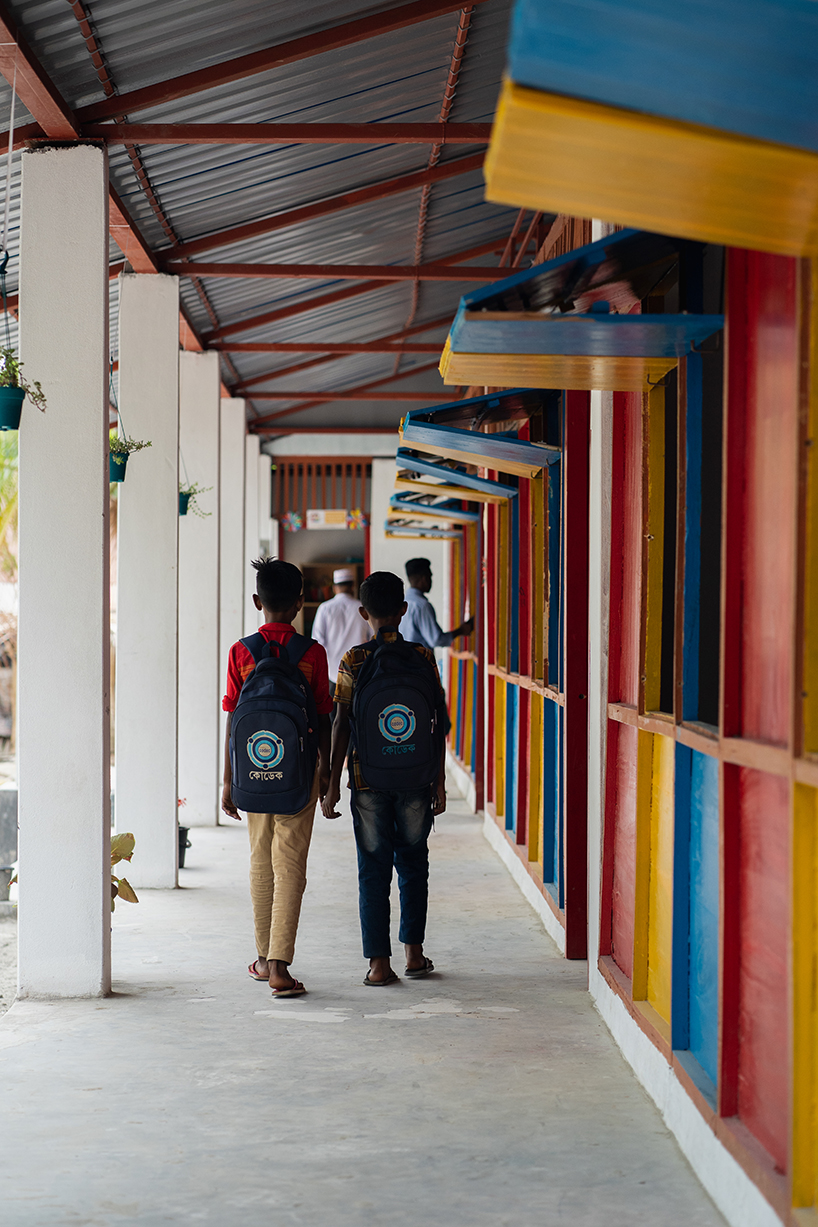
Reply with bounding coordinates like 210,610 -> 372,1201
335,628 -> 447,790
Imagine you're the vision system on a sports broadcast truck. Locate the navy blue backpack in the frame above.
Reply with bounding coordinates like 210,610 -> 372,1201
230,632 -> 319,814
350,630 -> 446,791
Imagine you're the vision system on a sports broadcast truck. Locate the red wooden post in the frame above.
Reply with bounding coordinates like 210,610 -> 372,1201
486,483 -> 498,806
516,448 -> 532,846
563,391 -> 591,960
518,471 -> 532,682
599,393 -> 628,958
474,507 -> 485,810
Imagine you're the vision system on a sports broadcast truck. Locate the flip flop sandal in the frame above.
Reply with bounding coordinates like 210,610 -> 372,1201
248,960 -> 269,981
404,957 -> 435,979
271,981 -> 307,998
364,970 -> 400,986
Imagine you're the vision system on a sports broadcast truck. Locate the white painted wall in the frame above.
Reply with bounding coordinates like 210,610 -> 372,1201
116,273 -> 180,889
17,145 -> 111,997
243,434 -> 262,635
263,434 -> 397,459
178,352 -> 220,826
258,452 -> 273,557
219,398 -> 245,796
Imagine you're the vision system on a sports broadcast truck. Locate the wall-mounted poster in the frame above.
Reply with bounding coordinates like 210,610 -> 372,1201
306,508 -> 347,530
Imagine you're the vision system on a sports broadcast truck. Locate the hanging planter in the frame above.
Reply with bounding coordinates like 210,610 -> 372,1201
0,348 -> 46,432
179,481 -> 211,517
109,448 -> 128,483
0,385 -> 25,431
109,431 -> 151,484
0,243 -> 47,432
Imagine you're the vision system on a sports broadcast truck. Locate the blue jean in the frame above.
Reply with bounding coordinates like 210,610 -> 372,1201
350,787 -> 434,958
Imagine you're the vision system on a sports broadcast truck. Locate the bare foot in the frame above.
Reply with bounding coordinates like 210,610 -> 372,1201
256,957 -> 297,991
404,943 -> 426,972
366,956 -> 394,984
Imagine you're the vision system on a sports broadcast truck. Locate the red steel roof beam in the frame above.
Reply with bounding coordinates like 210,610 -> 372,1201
511,210 -> 543,268
203,240 -> 500,342
250,390 -> 447,402
80,122 -> 492,145
235,351 -> 441,393
256,426 -> 399,435
0,4 -> 158,274
205,281 -> 388,342
0,7 -> 76,138
216,314 -> 455,390
249,361 -> 445,426
212,311 -> 456,354
216,341 -> 441,354
163,261 -> 508,281
400,5 -> 474,343
168,151 -> 485,260
76,0 -> 493,123
498,208 -> 527,267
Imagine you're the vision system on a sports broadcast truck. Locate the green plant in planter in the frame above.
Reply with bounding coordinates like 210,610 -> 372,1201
110,831 -> 139,912
179,481 -> 212,517
0,347 -> 46,431
9,831 -> 139,913
109,431 -> 151,483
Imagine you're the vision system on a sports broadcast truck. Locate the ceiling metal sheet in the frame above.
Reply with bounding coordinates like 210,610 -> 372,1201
0,0 -> 516,429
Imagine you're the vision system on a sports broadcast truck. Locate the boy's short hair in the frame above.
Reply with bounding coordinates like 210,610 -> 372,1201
405,557 -> 432,579
252,557 -> 303,611
359,571 -> 405,618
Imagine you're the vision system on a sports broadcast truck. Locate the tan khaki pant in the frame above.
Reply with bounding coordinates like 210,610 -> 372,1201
247,772 -> 318,965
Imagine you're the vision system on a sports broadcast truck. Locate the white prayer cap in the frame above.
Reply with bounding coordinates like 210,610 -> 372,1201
333,567 -> 356,583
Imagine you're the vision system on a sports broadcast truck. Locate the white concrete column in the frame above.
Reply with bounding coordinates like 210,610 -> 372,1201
219,398 -> 245,790
116,273 -> 180,888
17,144 -> 111,997
178,352 -> 220,826
243,433 -> 261,635
258,451 -> 273,556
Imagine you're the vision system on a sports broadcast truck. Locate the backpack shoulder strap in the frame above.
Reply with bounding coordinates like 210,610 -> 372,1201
240,631 -> 272,664
283,633 -> 314,667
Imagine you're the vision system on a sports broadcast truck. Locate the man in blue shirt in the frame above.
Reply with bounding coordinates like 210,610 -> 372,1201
400,557 -> 474,650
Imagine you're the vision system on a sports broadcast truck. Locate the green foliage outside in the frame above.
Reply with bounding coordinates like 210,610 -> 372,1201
0,431 -> 17,583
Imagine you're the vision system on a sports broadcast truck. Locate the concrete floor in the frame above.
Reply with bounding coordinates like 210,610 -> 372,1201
0,789 -> 725,1227
0,915 -> 15,1015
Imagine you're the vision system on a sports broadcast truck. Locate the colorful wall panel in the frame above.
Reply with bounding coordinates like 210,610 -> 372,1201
733,768 -> 790,1174
729,251 -> 798,744
445,393 -> 588,954
486,1 -> 818,255
673,746 -> 719,1091
606,720 -> 638,981
598,242 -> 816,1222
644,732 -> 675,1026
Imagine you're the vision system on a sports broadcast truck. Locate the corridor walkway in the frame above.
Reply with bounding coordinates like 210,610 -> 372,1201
0,788 -> 724,1227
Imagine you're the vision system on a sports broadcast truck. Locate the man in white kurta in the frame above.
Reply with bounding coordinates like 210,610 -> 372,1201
311,567 -> 372,694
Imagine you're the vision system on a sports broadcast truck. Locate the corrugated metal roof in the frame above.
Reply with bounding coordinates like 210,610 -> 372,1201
0,0 -> 520,429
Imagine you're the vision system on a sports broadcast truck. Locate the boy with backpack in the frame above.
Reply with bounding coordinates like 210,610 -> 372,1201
321,571 -> 450,986
221,558 -> 332,997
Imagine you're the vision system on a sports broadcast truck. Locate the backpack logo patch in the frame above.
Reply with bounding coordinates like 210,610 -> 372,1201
378,704 -> 416,755
247,731 -> 285,779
